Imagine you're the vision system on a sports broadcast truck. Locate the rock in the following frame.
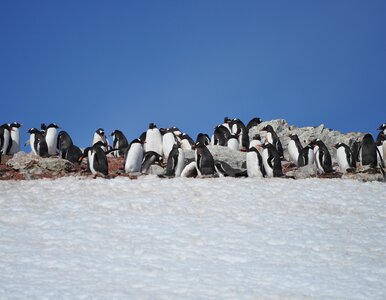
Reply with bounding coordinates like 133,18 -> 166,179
286,164 -> 319,179
7,152 -> 75,175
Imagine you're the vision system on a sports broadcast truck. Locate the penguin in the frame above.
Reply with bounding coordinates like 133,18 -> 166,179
288,134 -> 303,166
28,128 -> 48,157
334,143 -> 355,173
246,117 -> 263,130
261,125 -> 284,159
229,118 -> 249,151
249,134 -> 263,149
57,131 -> 82,164
196,133 -> 211,145
80,141 -> 109,177
162,128 -> 177,160
246,147 -> 266,178
180,161 -> 198,178
261,142 -> 283,177
227,134 -> 240,151
110,130 -> 129,157
376,132 -> 386,163
213,125 -> 231,146
297,145 -> 314,167
165,143 -> 185,177
57,130 -> 74,154
92,128 -> 109,151
43,123 -> 60,156
144,123 -> 163,156
214,161 -> 245,177
310,139 -> 333,173
222,117 -> 232,132
0,124 -> 11,155
124,139 -> 144,173
378,123 -> 386,135
357,134 -> 377,168
351,141 -> 361,167
194,142 -> 215,176
141,151 -> 163,174
8,122 -> 22,155
179,133 -> 194,150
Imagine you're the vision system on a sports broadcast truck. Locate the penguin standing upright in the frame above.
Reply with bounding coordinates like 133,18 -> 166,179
297,145 -> 314,167
0,124 -> 11,155
261,125 -> 284,159
334,143 -> 355,173
357,134 -> 377,168
80,141 -> 108,176
93,128 -> 109,151
144,123 -> 163,156
124,139 -> 144,173
229,118 -> 249,151
43,123 -> 59,156
310,139 -> 333,173
162,128 -> 177,160
110,130 -> 129,157
194,142 -> 215,176
165,143 -> 185,177
261,143 -> 283,177
288,134 -> 303,165
246,147 -> 266,178
28,128 -> 48,157
8,122 -> 22,155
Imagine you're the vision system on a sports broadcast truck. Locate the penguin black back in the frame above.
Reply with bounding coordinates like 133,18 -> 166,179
246,117 -> 263,130
360,134 -> 377,168
194,142 -> 215,176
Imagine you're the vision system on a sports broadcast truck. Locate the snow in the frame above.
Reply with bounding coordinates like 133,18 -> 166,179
1,177 -> 386,299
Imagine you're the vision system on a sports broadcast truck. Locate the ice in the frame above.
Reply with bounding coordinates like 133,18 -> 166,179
0,177 -> 386,298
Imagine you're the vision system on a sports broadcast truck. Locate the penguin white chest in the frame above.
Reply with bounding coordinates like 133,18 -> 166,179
313,146 -> 323,172
262,148 -> 273,177
125,143 -> 143,173
145,129 -> 163,156
246,151 -> 263,177
46,128 -> 57,156
29,134 -> 37,155
266,132 -> 273,144
336,147 -> 350,172
162,133 -> 176,159
288,140 -> 299,163
175,148 -> 185,177
227,138 -> 239,151
88,151 -> 97,174
249,139 -> 262,149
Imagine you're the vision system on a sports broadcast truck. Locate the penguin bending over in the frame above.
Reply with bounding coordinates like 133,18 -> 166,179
141,151 -> 163,174
261,143 -> 283,177
310,139 -> 333,173
110,130 -> 129,157
124,139 -> 144,173
261,125 -> 284,159
8,122 -> 22,155
80,141 -> 109,177
213,125 -> 231,146
165,143 -> 185,177
288,134 -> 303,166
334,143 -> 355,173
194,142 -> 215,177
28,128 -> 48,157
246,147 -> 266,178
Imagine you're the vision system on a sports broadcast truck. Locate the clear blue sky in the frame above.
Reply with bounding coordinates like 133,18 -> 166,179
1,0 -> 385,149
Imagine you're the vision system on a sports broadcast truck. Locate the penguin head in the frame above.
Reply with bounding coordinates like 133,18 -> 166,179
378,123 -> 386,131
289,133 -> 299,140
0,123 -> 11,130
9,122 -> 22,129
28,127 -> 39,134
334,143 -> 343,149
110,129 -> 122,137
261,125 -> 273,132
252,134 -> 261,140
41,123 -> 47,131
96,128 -> 105,137
47,123 -> 60,129
130,138 -> 143,146
223,117 -> 231,123
148,123 -> 157,129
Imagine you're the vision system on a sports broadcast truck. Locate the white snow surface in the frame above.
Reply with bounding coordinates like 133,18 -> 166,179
1,177 -> 386,299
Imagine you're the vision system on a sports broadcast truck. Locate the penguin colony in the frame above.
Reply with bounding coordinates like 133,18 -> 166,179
0,119 -> 385,180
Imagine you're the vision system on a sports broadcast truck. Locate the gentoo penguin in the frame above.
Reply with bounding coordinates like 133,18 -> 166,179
196,133 -> 211,145
229,118 -> 249,151
110,130 -> 129,157
249,134 -> 263,149
214,161 -> 245,177
28,128 -> 48,157
144,123 -> 163,156
124,139 -> 144,173
42,123 -> 59,156
297,145 -> 314,167
165,143 -> 185,177
213,125 -> 231,146
0,124 -> 11,155
181,161 -> 198,178
222,117 -> 232,132
141,151 -> 163,174
8,122 -> 22,155
246,117 -> 263,130
227,134 -> 240,151
261,125 -> 284,159
310,139 -> 333,173
334,143 -> 355,173
378,123 -> 386,135
194,141 -> 215,176
80,141 -> 109,177
376,132 -> 386,163
179,133 -> 194,150
288,134 -> 303,166
357,134 -> 377,168
261,142 -> 283,177
57,131 -> 82,164
246,147 -> 266,178
92,128 -> 109,151
162,128 -> 177,160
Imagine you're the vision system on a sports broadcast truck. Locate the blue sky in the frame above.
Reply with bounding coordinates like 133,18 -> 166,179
1,0 -> 385,149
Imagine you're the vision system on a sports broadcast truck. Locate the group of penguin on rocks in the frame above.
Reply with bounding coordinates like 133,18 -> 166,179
1,118 -> 386,180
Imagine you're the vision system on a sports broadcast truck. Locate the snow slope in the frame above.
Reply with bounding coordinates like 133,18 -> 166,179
0,177 -> 386,299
